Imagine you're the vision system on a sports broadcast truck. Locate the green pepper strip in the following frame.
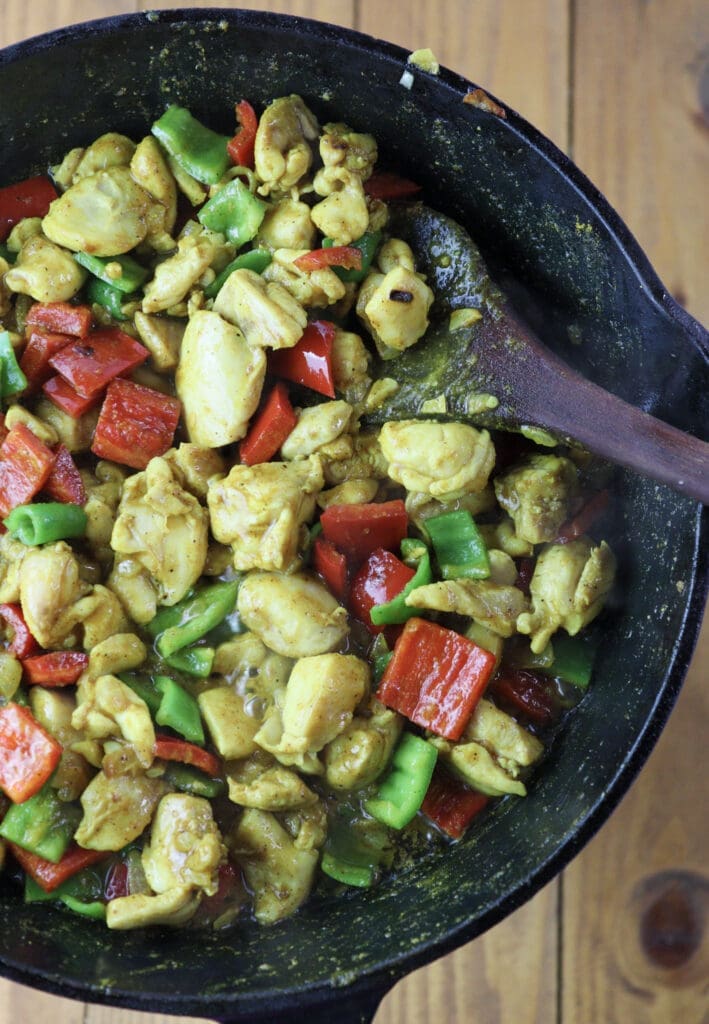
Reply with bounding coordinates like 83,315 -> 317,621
164,646 -> 215,678
425,509 -> 490,579
321,850 -> 375,888
74,252 -> 148,293
204,248 -> 272,299
364,732 -> 438,830
370,540 -> 432,626
549,632 -> 598,689
0,330 -> 28,399
119,673 -> 161,716
323,230 -> 382,282
3,502 -> 88,546
0,784 -> 77,862
25,865 -> 107,919
147,579 -> 240,658
85,276 -> 138,322
198,177 -> 268,248
151,105 -> 231,185
154,675 -> 205,745
162,762 -> 224,799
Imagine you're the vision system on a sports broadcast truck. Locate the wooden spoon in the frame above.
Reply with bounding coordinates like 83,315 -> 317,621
363,204 -> 709,504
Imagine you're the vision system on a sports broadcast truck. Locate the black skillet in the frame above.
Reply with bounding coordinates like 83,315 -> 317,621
0,10 -> 707,1024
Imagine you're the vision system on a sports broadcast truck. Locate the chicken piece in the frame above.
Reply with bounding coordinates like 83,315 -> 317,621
226,752 -> 318,810
324,698 -> 402,791
74,770 -> 167,850
71,133 -> 136,181
133,311 -> 185,372
357,264 -> 433,356
111,456 -> 208,607
50,147 -> 84,190
280,400 -> 354,461
316,478 -> 379,510
0,257 -> 11,316
207,456 -> 323,572
19,542 -> 90,648
230,808 -> 319,924
87,633 -> 147,680
319,122 -> 377,180
430,735 -> 528,798
162,443 -> 225,499
72,673 -> 156,768
5,235 -> 87,302
29,688 -> 92,802
80,465 -> 125,565
256,197 -> 317,250
322,430 -> 389,486
5,217 -> 42,253
198,686 -> 261,760
282,801 -> 329,852
130,135 -> 177,246
141,229 -> 217,312
254,94 -> 319,196
0,532 -> 29,602
254,653 -> 368,762
108,558 -> 158,625
517,538 -> 616,652
379,420 -> 495,497
238,573 -> 349,658
213,633 -> 292,703
42,166 -> 153,256
466,698 -> 544,774
74,584 -> 130,650
494,455 -> 579,544
331,328 -> 372,393
377,238 -> 416,273
33,398 -> 99,454
0,652 -> 22,701
213,268 -> 307,350
176,310 -> 266,447
478,515 -> 535,558
405,485 -> 497,532
406,577 -> 529,638
141,794 -> 225,896
262,247 -> 346,308
310,166 -> 370,245
107,886 -> 200,930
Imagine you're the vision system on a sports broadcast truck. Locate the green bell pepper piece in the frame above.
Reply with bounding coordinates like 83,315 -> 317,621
321,850 -> 375,888
85,276 -> 132,320
164,645 -> 215,678
74,251 -> 148,293
154,675 -> 205,745
364,732 -> 437,830
370,539 -> 432,627
147,579 -> 240,658
3,502 -> 87,546
197,178 -> 267,248
162,762 -> 224,799
425,509 -> 490,579
204,248 -> 272,299
0,330 -> 27,399
0,243 -> 15,264
0,785 -> 77,862
118,672 -> 162,716
25,864 -> 107,919
152,105 -> 230,185
549,632 -> 598,689
323,230 -> 382,282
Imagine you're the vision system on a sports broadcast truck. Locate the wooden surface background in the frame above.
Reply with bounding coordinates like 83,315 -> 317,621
1,2 -> 707,1022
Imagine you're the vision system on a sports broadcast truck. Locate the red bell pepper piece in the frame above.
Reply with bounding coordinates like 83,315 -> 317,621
268,320 -> 337,398
25,301 -> 93,338
48,327 -> 149,400
0,603 -> 39,659
239,382 -> 297,466
227,99 -> 259,169
293,246 -> 363,273
41,374 -> 102,419
10,842 -> 108,893
349,548 -> 415,635
0,423 -> 56,518
19,329 -> 74,390
0,176 -> 58,242
21,650 -> 89,687
103,859 -> 130,901
91,378 -> 181,470
421,768 -> 489,839
488,668 -> 558,727
377,617 -> 497,741
312,536 -> 349,602
320,499 -> 408,565
515,556 -> 535,596
153,734 -> 221,778
364,171 -> 422,201
0,703 -> 62,803
556,489 -> 610,543
43,443 -> 87,506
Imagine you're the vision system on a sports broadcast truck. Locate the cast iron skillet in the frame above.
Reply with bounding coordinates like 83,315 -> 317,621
0,10 -> 706,1024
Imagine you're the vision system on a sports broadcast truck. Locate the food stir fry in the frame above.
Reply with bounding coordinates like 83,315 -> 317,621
0,95 -> 616,928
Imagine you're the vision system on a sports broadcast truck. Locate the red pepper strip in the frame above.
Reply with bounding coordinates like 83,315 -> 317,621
268,320 -> 337,398
21,651 -> 89,687
312,536 -> 349,603
293,246 -> 363,272
43,443 -> 87,506
10,842 -> 108,893
238,382 -> 297,466
320,499 -> 408,565
227,99 -> 259,169
41,375 -> 102,419
421,769 -> 489,839
0,176 -> 58,242
19,329 -> 74,390
154,734 -> 221,778
103,859 -> 130,901
488,668 -> 558,727
48,327 -> 149,400
364,171 -> 422,201
349,548 -> 415,635
91,378 -> 181,471
556,489 -> 610,543
0,423 -> 56,518
0,703 -> 62,803
377,617 -> 497,741
0,603 -> 39,659
25,302 -> 93,339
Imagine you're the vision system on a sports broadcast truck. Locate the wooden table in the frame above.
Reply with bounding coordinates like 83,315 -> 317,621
1,2 -> 706,1022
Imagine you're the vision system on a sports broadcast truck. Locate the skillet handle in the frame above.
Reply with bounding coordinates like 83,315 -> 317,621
214,985 -> 386,1024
